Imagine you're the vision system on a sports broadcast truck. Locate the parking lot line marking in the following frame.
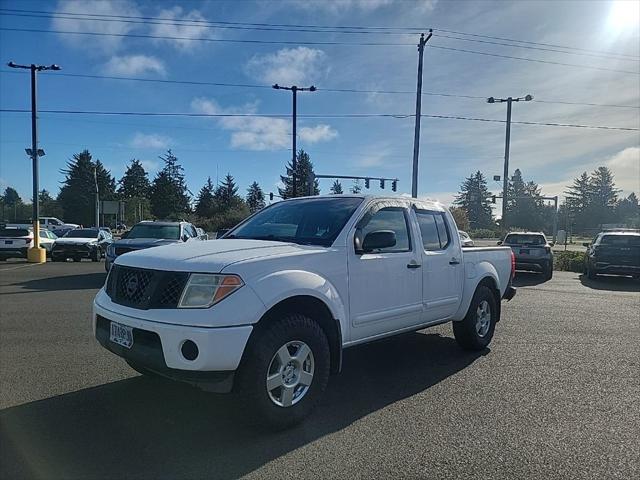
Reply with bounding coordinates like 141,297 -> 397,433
0,263 -> 44,272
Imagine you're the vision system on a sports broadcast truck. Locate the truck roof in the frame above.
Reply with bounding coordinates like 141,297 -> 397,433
279,194 -> 447,211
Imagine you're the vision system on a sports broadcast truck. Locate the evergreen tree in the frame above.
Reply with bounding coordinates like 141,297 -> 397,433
246,181 -> 266,213
350,179 -> 362,194
118,159 -> 150,198
2,187 -> 22,221
453,171 -> 494,230
149,150 -> 190,219
195,177 -> 216,217
39,189 -> 63,218
330,180 -> 344,194
505,169 -> 546,230
565,172 -> 592,232
588,166 -> 620,226
214,173 -> 241,209
58,150 -> 116,226
279,150 -> 319,198
616,192 -> 639,226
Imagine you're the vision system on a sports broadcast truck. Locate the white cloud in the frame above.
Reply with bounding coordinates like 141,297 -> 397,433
150,6 -> 211,51
290,0 -> 437,13
299,125 -> 338,142
130,133 -> 172,149
191,97 -> 338,151
103,55 -> 166,77
140,160 -> 160,173
245,47 -> 328,85
52,0 -> 141,54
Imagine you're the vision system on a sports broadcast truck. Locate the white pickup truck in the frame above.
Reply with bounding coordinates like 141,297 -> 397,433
8,217 -> 79,233
94,195 -> 515,428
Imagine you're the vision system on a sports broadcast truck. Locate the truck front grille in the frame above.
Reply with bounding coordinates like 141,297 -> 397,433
106,265 -> 189,309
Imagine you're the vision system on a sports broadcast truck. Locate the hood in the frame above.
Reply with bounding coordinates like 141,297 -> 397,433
62,223 -> 80,228
114,238 -> 181,249
54,237 -> 97,245
115,239 -> 324,272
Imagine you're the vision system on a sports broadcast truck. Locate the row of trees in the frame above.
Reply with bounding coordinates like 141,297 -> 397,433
453,167 -> 639,235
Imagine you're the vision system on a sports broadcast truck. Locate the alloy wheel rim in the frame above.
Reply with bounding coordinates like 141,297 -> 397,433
476,300 -> 491,337
266,340 -> 314,407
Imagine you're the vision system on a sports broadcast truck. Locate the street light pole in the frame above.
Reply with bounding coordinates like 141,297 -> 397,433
272,83 -> 316,197
7,61 -> 60,263
487,93 -> 533,232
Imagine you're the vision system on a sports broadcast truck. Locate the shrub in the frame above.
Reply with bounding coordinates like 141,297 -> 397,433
469,228 -> 500,239
554,251 -> 584,272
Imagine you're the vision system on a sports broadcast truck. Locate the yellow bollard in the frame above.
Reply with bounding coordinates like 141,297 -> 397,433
27,220 -> 46,263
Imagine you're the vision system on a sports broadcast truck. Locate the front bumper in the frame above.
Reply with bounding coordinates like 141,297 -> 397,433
52,245 -> 95,259
93,295 -> 253,392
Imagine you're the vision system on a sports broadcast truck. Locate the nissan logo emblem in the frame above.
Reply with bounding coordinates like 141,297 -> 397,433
125,275 -> 139,297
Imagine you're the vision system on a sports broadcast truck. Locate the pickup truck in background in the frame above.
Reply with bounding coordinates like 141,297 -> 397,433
7,217 -> 79,233
94,195 -> 516,428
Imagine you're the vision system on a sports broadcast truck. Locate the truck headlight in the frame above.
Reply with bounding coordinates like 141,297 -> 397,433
178,274 -> 243,308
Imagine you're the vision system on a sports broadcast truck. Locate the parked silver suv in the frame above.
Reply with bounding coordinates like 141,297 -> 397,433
499,231 -> 553,280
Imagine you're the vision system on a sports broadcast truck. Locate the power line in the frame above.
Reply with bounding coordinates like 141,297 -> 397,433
2,108 -> 637,130
2,26 -> 637,76
3,69 -> 637,109
2,7 -> 638,59
428,45 -> 640,75
2,10 -> 637,63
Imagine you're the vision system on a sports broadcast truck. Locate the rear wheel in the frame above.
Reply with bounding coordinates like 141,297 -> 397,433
453,285 -> 497,351
236,313 -> 330,430
543,262 -> 553,280
586,263 -> 597,280
91,249 -> 100,262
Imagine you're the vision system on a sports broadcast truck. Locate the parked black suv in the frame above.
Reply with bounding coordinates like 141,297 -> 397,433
499,231 -> 554,280
584,230 -> 640,279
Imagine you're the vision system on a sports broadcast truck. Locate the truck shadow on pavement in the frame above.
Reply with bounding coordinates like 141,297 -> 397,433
14,272 -> 107,292
0,331 -> 485,480
578,273 -> 640,292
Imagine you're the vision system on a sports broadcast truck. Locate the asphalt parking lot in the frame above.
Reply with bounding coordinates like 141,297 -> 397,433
1,261 -> 639,479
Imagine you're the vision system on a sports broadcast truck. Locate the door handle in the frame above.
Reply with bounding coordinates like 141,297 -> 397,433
407,262 -> 422,269
449,258 -> 460,265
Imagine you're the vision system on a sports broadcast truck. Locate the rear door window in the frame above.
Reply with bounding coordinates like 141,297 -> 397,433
415,210 -> 451,250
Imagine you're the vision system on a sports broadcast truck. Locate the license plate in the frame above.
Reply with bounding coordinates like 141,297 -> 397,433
5,240 -> 13,245
520,248 -> 530,254
110,321 -> 134,349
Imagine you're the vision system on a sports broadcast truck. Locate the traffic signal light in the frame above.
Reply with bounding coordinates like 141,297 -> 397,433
491,195 -> 496,204
380,179 -> 385,189
269,192 -> 274,201
391,180 -> 397,192
364,178 -> 370,189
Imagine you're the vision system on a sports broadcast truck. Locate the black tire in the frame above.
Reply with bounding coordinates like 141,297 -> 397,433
235,313 -> 330,430
453,285 -> 497,351
91,249 -> 100,262
586,263 -> 597,280
543,263 -> 553,280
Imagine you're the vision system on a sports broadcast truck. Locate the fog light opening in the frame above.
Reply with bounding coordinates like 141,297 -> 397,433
181,340 -> 199,361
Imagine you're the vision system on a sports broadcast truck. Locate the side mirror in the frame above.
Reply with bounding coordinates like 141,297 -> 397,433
120,231 -> 129,239
549,242 -> 554,247
181,234 -> 189,242
497,240 -> 502,245
361,230 -> 396,253
582,242 -> 590,247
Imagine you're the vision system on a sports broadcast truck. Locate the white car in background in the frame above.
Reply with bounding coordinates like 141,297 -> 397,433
459,230 -> 475,247
0,227 -> 57,260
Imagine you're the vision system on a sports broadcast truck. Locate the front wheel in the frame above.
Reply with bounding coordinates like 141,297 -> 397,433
91,249 -> 100,262
586,263 -> 597,280
236,313 -> 330,430
453,285 -> 497,351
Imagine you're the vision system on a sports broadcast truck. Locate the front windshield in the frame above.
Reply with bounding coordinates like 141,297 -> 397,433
64,229 -> 99,238
127,224 -> 180,239
227,197 -> 363,247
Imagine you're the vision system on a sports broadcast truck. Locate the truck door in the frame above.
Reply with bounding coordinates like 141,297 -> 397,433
347,203 -> 423,342
413,208 -> 463,322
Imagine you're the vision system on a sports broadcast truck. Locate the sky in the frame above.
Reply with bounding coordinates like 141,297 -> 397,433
0,0 -> 639,210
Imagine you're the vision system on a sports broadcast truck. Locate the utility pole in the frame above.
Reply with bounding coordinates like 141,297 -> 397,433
411,30 -> 432,198
272,83 -> 316,197
94,166 -> 99,228
7,61 -> 60,263
486,94 -> 533,232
